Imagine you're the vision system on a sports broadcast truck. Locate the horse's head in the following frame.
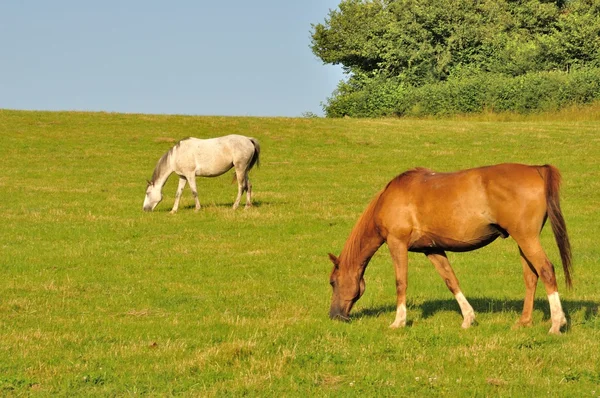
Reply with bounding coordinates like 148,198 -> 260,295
143,180 -> 162,212
328,253 -> 365,322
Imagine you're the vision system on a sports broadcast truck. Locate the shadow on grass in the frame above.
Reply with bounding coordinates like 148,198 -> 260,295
208,200 -> 272,209
167,200 -> 273,211
352,298 -> 599,324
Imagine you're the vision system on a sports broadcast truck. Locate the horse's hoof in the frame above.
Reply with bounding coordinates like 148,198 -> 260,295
460,312 -> 476,329
548,326 -> 562,335
461,321 -> 478,329
548,315 -> 567,334
513,322 -> 533,330
513,318 -> 533,329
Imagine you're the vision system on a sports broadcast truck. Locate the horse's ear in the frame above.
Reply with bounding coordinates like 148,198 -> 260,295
328,253 -> 340,268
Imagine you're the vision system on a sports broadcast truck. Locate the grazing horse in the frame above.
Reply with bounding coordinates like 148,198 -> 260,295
143,135 -> 260,212
328,163 -> 572,334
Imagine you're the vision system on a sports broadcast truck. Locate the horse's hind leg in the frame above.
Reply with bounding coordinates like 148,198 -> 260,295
516,238 -> 566,334
244,176 -> 252,208
171,176 -> 188,214
515,248 -> 539,328
426,251 -> 476,329
232,170 -> 246,210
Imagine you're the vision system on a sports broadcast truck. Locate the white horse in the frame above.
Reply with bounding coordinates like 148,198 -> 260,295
143,135 -> 260,213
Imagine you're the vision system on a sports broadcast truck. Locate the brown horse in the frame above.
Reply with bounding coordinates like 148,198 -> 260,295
328,163 -> 572,334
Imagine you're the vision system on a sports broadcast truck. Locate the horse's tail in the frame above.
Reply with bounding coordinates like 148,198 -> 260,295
247,137 -> 260,171
540,164 -> 573,289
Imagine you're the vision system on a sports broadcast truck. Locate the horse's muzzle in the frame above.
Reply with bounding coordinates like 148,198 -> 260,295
329,306 -> 351,322
143,202 -> 156,212
330,313 -> 351,322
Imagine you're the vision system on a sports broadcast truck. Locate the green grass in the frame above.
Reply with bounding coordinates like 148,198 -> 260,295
0,109 -> 599,396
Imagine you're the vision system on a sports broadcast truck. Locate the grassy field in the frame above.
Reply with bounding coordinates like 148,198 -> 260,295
0,108 -> 599,396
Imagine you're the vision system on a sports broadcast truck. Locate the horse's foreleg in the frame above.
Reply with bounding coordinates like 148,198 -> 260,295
517,239 -> 566,334
426,251 -> 476,329
186,177 -> 201,212
387,237 -> 409,328
515,248 -> 539,328
171,177 -> 187,214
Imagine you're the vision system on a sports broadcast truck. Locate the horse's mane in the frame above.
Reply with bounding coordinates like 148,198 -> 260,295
150,138 -> 190,184
339,189 -> 385,266
151,148 -> 173,184
393,167 -> 432,182
339,168 -> 431,265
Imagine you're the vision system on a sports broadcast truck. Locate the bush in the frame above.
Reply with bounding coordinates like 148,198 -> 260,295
325,77 -> 407,118
324,67 -> 600,117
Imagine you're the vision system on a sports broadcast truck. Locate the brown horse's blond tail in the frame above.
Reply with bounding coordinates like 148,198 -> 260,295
542,164 -> 573,289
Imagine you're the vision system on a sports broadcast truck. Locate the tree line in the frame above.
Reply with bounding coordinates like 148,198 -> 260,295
311,0 -> 600,117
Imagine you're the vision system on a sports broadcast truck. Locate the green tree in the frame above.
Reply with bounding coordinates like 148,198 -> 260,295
311,0 -> 600,117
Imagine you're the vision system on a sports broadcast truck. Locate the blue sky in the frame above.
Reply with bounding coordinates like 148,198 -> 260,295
0,1 -> 344,117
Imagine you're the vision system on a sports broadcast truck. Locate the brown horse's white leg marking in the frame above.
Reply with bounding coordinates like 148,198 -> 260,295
426,251 -> 475,328
388,237 -> 408,328
516,239 -> 567,334
455,292 -> 476,328
548,292 -> 567,334
390,303 -> 407,328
